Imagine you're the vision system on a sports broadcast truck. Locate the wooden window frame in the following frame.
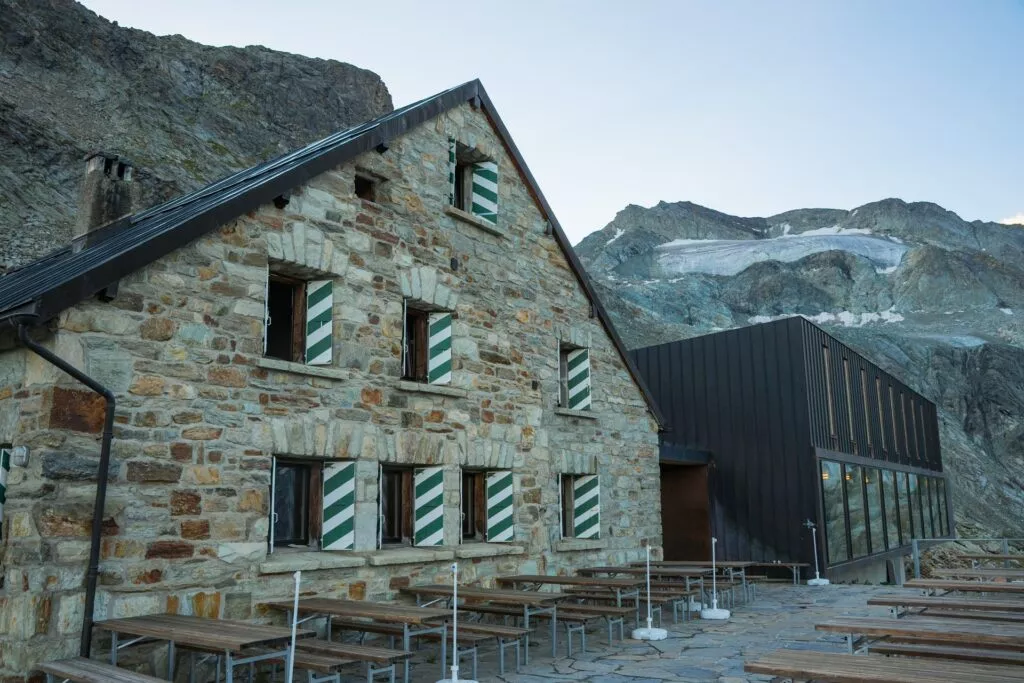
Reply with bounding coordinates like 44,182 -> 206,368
403,306 -> 430,383
266,274 -> 307,363
560,474 -> 577,539
461,470 -> 488,541
272,458 -> 322,548
822,345 -> 837,438
380,466 -> 414,546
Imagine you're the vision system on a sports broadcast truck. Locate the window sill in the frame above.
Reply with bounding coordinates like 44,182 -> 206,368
456,543 -> 526,559
258,357 -> 349,380
444,205 -> 503,238
554,407 -> 597,420
366,547 -> 456,566
396,380 -> 468,399
554,538 -> 608,553
259,550 -> 367,574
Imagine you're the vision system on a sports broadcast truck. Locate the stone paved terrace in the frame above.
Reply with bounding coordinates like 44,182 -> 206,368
400,583 -> 897,683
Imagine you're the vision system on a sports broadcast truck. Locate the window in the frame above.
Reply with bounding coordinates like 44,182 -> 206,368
0,445 -> 10,541
447,138 -> 498,225
560,474 -> 600,539
889,385 -> 899,455
270,458 -> 355,551
380,466 -> 446,547
403,303 -> 452,385
380,467 -> 414,546
899,472 -> 915,540
936,478 -> 949,536
845,463 -> 869,558
461,470 -> 514,542
354,174 -> 377,202
842,358 -> 856,448
918,404 -> 928,463
559,346 -> 592,411
924,477 -> 937,538
860,369 -> 873,451
875,377 -> 887,453
822,345 -> 838,437
865,468 -> 884,554
908,473 -> 922,539
901,393 -> 912,459
820,461 -> 848,564
264,272 -> 333,365
882,469 -> 900,548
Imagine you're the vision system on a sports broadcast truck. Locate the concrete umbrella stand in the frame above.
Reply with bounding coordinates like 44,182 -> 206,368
436,562 -> 478,683
804,519 -> 830,586
631,545 -> 668,640
700,538 -> 730,620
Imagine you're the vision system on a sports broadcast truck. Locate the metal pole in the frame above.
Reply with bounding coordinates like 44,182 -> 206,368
286,570 -> 301,683
645,546 -> 653,627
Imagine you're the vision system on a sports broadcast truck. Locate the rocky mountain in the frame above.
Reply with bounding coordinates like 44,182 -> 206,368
578,199 -> 1024,538
0,0 -> 392,271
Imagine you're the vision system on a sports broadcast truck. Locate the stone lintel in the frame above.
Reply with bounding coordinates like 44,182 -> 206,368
455,543 -> 526,559
367,547 -> 455,566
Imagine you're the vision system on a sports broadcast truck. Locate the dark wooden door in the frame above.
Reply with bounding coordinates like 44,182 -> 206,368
660,463 -> 712,560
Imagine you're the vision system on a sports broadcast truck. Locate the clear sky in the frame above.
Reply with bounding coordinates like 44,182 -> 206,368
80,0 -> 1024,243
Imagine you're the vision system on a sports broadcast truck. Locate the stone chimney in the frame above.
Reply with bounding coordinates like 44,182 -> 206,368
74,152 -> 138,245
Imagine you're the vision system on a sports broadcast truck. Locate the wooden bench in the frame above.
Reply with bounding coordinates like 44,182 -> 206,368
463,602 -> 630,655
868,594 -> 1024,614
869,641 -> 1024,665
328,617 -> 514,677
744,649 -> 1024,682
297,640 -> 410,683
565,586 -> 698,622
37,658 -> 168,683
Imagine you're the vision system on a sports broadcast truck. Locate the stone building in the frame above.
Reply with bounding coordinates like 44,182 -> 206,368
0,80 -> 662,677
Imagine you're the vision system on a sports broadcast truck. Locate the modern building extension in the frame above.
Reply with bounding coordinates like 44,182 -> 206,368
631,316 -> 952,580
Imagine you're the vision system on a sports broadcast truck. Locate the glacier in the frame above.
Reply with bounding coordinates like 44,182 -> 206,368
655,233 -> 908,277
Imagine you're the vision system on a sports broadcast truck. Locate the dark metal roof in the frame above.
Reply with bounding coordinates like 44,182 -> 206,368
0,79 -> 664,426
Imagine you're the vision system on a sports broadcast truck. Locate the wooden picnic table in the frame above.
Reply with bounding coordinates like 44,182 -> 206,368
962,553 -> 1024,563
905,578 -> 1024,595
576,565 -> 706,596
266,598 -> 450,683
869,593 -> 1024,618
631,560 -> 756,594
933,567 -> 1024,580
747,561 -> 810,585
399,584 -> 564,660
496,575 -> 642,614
815,615 -> 1024,652
745,649 -> 1024,682
96,614 -> 315,683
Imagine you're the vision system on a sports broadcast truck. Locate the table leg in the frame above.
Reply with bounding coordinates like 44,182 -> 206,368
111,632 -> 119,666
521,606 -> 531,664
402,624 -> 411,683
440,622 -> 447,677
791,566 -> 798,585
167,640 -> 175,680
225,650 -> 234,683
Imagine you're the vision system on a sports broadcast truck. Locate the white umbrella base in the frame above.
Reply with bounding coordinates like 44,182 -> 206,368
631,626 -> 669,640
807,578 -> 830,586
437,680 -> 478,683
700,607 -> 731,620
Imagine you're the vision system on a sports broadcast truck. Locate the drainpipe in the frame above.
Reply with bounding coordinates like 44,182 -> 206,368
17,323 -> 115,658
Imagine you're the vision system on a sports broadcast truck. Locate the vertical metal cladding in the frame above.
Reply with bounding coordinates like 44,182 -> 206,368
632,316 -> 944,570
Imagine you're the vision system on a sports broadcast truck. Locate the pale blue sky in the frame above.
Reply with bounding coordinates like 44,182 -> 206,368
81,0 -> 1024,243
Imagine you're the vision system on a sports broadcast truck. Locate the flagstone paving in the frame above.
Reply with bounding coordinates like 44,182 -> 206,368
407,583 -> 897,682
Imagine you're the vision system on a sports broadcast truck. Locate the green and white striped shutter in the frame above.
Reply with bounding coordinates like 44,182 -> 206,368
470,161 -> 498,224
486,471 -> 514,542
322,461 -> 356,551
566,348 -> 592,410
447,137 -> 457,206
305,280 -> 333,365
0,448 -> 9,540
573,475 -> 600,539
413,466 -> 445,547
427,312 -> 452,385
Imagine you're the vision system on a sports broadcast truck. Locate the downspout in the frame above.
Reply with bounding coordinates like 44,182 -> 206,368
17,322 -> 115,658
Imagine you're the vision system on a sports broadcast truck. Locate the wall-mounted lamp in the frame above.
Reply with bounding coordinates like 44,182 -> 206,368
11,445 -> 29,467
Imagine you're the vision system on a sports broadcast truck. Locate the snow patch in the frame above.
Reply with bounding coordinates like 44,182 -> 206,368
748,307 -> 905,327
781,225 -> 872,238
1001,308 -> 1014,315
780,223 -> 792,236
656,233 -> 907,277
876,264 -> 899,275
605,228 -> 625,246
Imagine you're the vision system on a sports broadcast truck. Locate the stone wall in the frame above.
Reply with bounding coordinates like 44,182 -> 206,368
0,101 -> 660,679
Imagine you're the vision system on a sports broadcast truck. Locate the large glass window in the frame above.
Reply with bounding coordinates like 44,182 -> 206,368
845,463 -> 869,558
936,478 -> 949,536
899,472 -> 914,540
929,478 -> 942,538
908,473 -> 923,539
882,469 -> 900,548
865,468 -> 884,554
921,477 -> 933,538
821,460 -> 848,564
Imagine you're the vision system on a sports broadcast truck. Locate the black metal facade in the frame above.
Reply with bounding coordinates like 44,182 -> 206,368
631,316 -> 949,572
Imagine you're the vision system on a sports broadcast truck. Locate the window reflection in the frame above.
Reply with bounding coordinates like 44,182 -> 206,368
865,468 -> 884,554
900,472 -> 915,540
845,463 -> 869,558
882,469 -> 900,548
821,460 -> 848,564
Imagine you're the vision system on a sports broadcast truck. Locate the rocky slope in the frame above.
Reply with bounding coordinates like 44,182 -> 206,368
578,199 -> 1024,537
0,0 -> 392,271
